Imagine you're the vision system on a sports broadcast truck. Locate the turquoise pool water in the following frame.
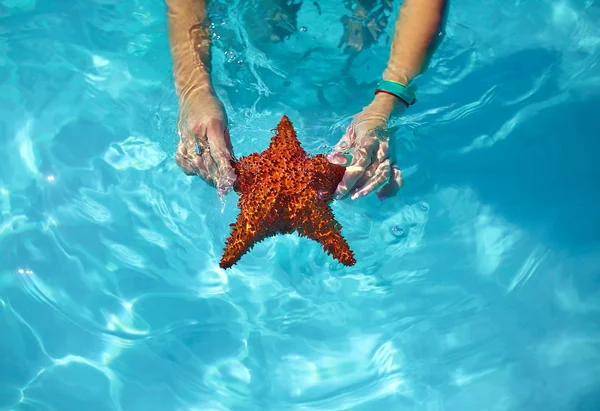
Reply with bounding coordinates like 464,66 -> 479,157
1,0 -> 600,410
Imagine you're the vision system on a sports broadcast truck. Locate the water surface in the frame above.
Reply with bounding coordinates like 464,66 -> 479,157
1,0 -> 599,410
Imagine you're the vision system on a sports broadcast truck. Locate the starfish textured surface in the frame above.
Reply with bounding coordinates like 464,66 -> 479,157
220,115 -> 356,269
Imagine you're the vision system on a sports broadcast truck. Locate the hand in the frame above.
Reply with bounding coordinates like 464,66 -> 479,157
328,94 -> 404,200
175,91 -> 237,196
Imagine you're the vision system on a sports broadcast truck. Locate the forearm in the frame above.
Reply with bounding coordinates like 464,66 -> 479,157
165,0 -> 214,101
383,0 -> 447,84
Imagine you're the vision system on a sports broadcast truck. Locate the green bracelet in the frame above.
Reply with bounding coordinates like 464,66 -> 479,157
374,79 -> 417,107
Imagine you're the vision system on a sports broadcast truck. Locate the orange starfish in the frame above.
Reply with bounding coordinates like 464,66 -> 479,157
220,115 -> 356,269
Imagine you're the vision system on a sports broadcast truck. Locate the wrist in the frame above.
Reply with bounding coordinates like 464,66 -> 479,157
382,66 -> 412,86
368,92 -> 407,118
170,23 -> 214,101
175,68 -> 214,102
179,82 -> 218,108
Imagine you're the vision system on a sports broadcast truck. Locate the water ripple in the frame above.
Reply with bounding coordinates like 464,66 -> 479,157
2,0 -> 600,410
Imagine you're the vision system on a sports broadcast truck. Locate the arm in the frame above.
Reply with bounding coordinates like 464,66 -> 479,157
384,0 -> 447,84
165,0 -> 214,102
331,0 -> 448,200
166,0 -> 237,194
372,0 -> 448,112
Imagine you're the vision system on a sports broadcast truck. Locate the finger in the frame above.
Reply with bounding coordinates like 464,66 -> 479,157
213,151 -> 237,196
351,128 -> 389,190
181,125 -> 219,186
223,127 -> 235,157
327,151 -> 351,166
377,164 -> 403,200
334,144 -> 374,199
220,128 -> 237,193
176,131 -> 214,181
391,164 -> 403,188
333,125 -> 356,152
353,159 -> 379,188
192,151 -> 218,187
375,138 -> 389,163
351,158 -> 392,200
175,142 -> 196,175
206,121 -> 237,194
189,124 -> 221,186
176,142 -> 217,187
350,138 -> 389,191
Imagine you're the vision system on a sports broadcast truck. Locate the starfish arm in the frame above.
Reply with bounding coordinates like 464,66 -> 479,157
233,153 -> 261,192
267,115 -> 306,159
296,201 -> 356,266
308,155 -> 347,199
220,191 -> 280,269
220,211 -> 263,269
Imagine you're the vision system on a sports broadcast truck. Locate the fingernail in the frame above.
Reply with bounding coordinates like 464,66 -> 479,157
330,153 -> 351,166
350,190 -> 363,200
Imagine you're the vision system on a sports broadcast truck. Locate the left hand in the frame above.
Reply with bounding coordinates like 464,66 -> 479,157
328,93 -> 404,200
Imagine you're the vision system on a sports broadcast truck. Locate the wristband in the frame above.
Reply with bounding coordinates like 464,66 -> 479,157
374,79 -> 416,107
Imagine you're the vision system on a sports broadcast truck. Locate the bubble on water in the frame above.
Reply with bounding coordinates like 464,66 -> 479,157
217,183 -> 233,212
218,194 -> 227,214
391,226 -> 404,237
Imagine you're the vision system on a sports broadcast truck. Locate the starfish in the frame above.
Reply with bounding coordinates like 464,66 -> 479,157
220,115 -> 356,269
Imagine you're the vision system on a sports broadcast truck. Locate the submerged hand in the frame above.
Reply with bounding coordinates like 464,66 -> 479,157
328,96 -> 404,200
175,93 -> 237,195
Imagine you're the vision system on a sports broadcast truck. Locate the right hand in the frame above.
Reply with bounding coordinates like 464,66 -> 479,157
175,91 -> 237,196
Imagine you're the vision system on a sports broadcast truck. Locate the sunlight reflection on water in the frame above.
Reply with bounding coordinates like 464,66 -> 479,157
1,0 -> 599,410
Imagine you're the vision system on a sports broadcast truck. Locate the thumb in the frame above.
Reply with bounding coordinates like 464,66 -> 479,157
333,124 -> 356,152
327,151 -> 350,166
206,120 -> 237,194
